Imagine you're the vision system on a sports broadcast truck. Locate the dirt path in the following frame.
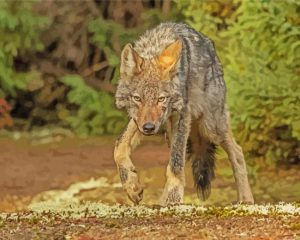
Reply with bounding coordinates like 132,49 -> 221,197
1,215 -> 299,240
0,136 -> 169,211
0,136 -> 300,239
1,136 -> 300,210
72,215 -> 300,240
0,136 -> 170,197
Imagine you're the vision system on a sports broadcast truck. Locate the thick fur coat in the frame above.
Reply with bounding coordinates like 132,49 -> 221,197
114,22 -> 254,205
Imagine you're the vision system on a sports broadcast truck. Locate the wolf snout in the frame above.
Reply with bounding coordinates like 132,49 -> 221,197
142,122 -> 156,134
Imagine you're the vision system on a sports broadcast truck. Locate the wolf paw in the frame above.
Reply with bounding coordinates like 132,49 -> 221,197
159,184 -> 184,206
123,171 -> 144,205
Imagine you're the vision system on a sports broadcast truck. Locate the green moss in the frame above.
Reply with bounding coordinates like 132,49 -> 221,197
25,202 -> 300,220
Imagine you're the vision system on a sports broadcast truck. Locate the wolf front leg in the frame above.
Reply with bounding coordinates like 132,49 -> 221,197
160,111 -> 191,206
114,119 -> 144,204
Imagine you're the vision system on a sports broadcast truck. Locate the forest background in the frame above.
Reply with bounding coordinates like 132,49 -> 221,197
0,0 -> 299,168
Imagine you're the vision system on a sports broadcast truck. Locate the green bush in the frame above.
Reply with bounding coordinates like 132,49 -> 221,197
60,75 -> 127,136
59,19 -> 141,135
88,19 -> 140,84
178,0 -> 300,164
176,0 -> 245,64
0,0 -> 48,97
225,0 -> 300,164
83,14 -> 171,135
1,0 -> 298,166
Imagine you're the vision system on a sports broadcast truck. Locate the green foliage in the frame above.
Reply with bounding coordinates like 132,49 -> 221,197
88,19 -> 140,84
176,0 -> 236,57
0,0 -> 298,166
60,75 -> 127,136
73,19 -> 144,135
225,0 -> 300,164
0,0 -> 49,97
88,11 -> 175,83
179,0 -> 300,164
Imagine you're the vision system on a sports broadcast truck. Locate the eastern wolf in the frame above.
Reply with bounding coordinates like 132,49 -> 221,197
114,22 -> 254,205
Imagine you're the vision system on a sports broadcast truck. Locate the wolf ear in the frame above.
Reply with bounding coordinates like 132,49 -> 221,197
157,40 -> 182,73
120,43 -> 143,76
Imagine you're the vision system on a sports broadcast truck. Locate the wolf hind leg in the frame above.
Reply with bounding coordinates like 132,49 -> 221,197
219,130 -> 254,203
197,112 -> 254,203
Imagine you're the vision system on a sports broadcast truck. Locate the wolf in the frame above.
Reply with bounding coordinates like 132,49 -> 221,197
114,22 -> 254,205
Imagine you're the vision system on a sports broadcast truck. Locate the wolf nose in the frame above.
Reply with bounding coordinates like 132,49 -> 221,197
143,122 -> 155,133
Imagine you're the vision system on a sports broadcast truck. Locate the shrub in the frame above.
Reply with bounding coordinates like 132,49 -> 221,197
0,0 -> 48,97
178,0 -> 300,165
56,19 -> 141,136
60,75 -> 127,136
175,0 -> 236,57
88,18 -> 140,84
224,0 -> 300,164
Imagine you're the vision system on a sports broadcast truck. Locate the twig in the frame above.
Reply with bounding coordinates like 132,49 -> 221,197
82,62 -> 109,77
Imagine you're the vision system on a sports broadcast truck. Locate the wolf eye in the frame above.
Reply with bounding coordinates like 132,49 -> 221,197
158,96 -> 166,102
132,95 -> 141,102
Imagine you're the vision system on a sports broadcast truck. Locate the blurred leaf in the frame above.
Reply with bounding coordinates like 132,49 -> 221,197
60,75 -> 127,135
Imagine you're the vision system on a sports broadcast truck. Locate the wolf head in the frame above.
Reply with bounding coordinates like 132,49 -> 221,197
115,40 -> 183,135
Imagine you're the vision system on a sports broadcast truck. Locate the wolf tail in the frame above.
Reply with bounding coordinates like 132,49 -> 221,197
191,138 -> 216,200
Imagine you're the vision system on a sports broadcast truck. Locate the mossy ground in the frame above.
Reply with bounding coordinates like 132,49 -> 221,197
1,203 -> 300,239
